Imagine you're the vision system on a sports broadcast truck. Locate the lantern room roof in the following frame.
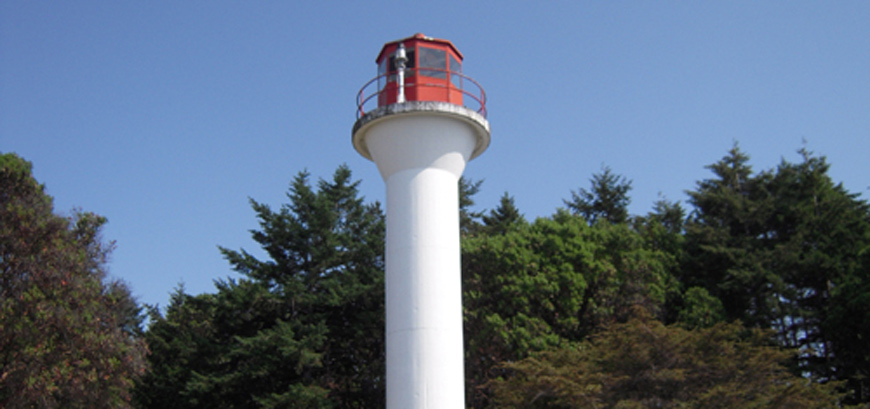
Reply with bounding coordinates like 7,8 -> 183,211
375,33 -> 464,63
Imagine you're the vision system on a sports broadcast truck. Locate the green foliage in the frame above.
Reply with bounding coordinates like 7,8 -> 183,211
826,251 -> 870,404
676,286 -> 726,329
684,144 -> 775,327
132,145 -> 870,407
460,176 -> 485,235
480,192 -> 525,236
0,152 -> 147,408
683,144 -> 870,401
135,166 -> 385,409
463,211 -> 673,407
489,312 -> 849,409
565,166 -> 633,225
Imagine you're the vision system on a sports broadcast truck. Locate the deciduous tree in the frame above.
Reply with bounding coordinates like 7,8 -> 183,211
489,311 -> 849,409
0,153 -> 147,408
463,211 -> 672,407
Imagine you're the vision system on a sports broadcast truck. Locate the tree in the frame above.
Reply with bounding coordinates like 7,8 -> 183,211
565,166 -> 632,225
684,145 -> 870,402
460,176 -> 485,235
130,147 -> 870,406
646,198 -> 686,235
683,145 -> 778,328
634,199 -> 691,326
480,192 -> 525,235
489,311 -> 851,409
0,153 -> 147,408
767,149 -> 870,400
826,247 -> 870,404
462,211 -> 673,407
135,166 -> 385,409
132,289 -> 222,409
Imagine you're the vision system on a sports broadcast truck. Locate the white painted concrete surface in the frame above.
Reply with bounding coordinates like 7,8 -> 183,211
354,109 -> 488,409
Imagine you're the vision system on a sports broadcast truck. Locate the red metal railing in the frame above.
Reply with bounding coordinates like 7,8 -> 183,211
356,68 -> 487,119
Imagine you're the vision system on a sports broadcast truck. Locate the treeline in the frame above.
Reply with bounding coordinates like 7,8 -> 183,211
134,144 -> 869,408
2,146 -> 869,408
461,146 -> 870,408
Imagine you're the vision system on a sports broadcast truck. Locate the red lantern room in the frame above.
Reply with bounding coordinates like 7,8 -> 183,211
355,33 -> 487,118
376,33 -> 464,106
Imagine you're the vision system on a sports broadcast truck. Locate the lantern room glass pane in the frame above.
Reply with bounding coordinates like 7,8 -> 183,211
378,58 -> 387,90
449,54 -> 461,88
419,47 -> 446,79
406,47 -> 416,77
386,46 -> 416,82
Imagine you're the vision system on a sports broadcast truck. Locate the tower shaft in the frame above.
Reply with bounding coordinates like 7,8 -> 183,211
385,168 -> 464,408
364,114 -> 477,409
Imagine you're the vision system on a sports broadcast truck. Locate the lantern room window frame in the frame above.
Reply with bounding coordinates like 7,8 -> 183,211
375,34 -> 465,107
357,33 -> 487,119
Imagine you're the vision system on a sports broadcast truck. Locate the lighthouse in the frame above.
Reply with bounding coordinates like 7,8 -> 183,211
352,33 -> 490,409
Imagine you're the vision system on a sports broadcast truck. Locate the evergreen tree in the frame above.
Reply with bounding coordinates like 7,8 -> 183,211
135,166 -> 385,409
826,247 -> 870,404
634,199 -> 696,326
0,153 -> 147,408
133,289 -> 223,409
565,166 -> 632,225
684,145 -> 870,402
683,145 -> 777,328
648,198 -> 686,235
480,192 -> 525,235
767,149 -> 870,399
459,176 -> 485,235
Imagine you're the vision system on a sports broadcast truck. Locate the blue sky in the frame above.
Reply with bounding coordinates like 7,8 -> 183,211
3,2 -> 868,309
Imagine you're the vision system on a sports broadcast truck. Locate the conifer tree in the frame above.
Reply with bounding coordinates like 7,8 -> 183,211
480,192 -> 525,235
136,166 -> 385,409
683,145 -> 776,328
684,145 -> 870,402
565,166 -> 632,225
459,176 -> 485,235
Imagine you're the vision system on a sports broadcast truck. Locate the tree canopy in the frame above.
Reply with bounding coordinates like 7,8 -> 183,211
462,211 -> 674,407
683,145 -> 870,401
135,166 -> 385,409
132,145 -> 870,408
0,153 -> 147,408
565,166 -> 633,225
489,310 -> 849,409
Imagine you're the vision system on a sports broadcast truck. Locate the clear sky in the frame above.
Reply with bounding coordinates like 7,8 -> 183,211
2,2 -> 868,309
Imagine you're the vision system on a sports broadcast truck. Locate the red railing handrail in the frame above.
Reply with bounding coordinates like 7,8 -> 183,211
355,68 -> 487,119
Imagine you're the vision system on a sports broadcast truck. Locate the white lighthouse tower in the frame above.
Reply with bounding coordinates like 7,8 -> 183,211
352,33 -> 490,409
